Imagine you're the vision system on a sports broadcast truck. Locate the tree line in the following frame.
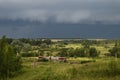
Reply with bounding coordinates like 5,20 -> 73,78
58,47 -> 100,58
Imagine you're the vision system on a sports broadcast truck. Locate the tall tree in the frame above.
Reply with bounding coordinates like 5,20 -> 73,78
11,40 -> 24,56
0,36 -> 22,80
109,39 -> 120,57
89,47 -> 99,57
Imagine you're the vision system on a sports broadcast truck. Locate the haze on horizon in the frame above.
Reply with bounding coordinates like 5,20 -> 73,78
0,0 -> 120,39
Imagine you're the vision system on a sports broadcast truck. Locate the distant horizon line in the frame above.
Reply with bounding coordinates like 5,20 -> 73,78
0,35 -> 119,40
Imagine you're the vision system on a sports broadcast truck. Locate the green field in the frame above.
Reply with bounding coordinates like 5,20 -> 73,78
9,40 -> 120,80
1,37 -> 120,80
9,57 -> 120,80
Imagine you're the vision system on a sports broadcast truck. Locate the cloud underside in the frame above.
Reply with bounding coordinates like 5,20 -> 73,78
0,0 -> 120,24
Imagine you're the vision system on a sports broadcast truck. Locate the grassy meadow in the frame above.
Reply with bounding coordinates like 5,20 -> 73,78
10,57 -> 120,80
1,38 -> 120,80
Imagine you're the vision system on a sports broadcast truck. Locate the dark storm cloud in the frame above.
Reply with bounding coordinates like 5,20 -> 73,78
0,0 -> 120,23
0,0 -> 120,39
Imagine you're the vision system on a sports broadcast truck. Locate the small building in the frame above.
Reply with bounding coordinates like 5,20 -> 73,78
38,56 -> 67,62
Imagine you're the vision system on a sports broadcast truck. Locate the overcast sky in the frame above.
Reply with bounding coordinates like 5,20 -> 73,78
1,0 -> 120,23
0,0 -> 120,38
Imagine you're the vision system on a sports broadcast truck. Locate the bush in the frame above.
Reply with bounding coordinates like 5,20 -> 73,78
21,52 -> 39,57
38,58 -> 48,62
80,60 -> 96,64
89,47 -> 100,57
109,47 -> 120,57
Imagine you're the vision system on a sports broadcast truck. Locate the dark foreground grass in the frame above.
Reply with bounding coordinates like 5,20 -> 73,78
10,58 -> 120,80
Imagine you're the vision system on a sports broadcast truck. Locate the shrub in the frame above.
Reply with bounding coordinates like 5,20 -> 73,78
80,60 -> 96,64
21,52 -> 39,57
38,58 -> 48,62
89,47 -> 100,57
109,47 -> 120,57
